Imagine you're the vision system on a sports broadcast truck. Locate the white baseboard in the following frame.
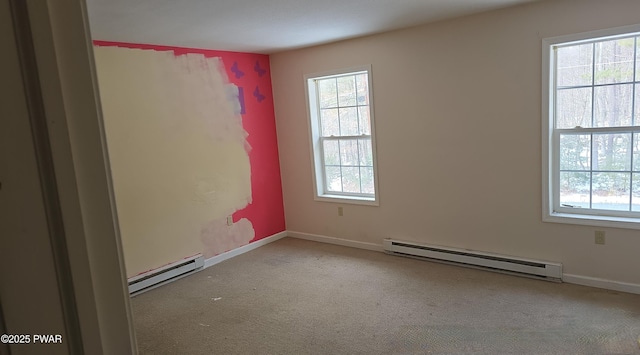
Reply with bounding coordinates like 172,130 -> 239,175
287,231 -> 384,252
562,274 -> 640,295
288,231 -> 640,295
203,231 -> 288,269
131,228 -> 640,297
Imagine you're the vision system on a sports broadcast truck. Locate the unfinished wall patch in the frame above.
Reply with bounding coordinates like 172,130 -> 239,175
94,46 -> 252,276
200,217 -> 255,258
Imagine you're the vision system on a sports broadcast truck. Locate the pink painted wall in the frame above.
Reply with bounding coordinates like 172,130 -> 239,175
94,41 -> 285,245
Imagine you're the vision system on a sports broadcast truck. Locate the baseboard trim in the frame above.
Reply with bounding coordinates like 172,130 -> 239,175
132,228 -> 640,296
288,231 -> 640,295
287,231 -> 384,252
563,274 -> 640,295
203,231 -> 288,269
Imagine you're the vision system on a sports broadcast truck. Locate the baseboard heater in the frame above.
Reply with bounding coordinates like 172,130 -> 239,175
128,255 -> 204,295
383,239 -> 562,282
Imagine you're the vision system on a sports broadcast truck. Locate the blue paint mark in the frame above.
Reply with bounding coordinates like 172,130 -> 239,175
231,62 -> 244,79
253,86 -> 265,103
254,61 -> 266,77
238,87 -> 246,114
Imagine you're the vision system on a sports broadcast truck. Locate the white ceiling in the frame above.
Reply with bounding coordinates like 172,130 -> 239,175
86,0 -> 538,54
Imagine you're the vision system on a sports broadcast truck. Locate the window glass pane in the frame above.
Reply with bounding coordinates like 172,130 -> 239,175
556,87 -> 592,128
323,140 -> 340,166
337,76 -> 357,107
360,167 -> 375,194
594,38 -> 635,85
559,134 -> 591,170
325,166 -> 342,192
355,73 -> 369,105
341,167 -> 360,193
592,133 -> 631,171
320,108 -> 339,136
557,43 -> 593,87
358,139 -> 373,166
310,69 -> 377,199
339,139 -> 358,166
634,133 -> 640,171
318,78 -> 337,108
632,173 -> 640,211
636,37 -> 640,82
551,36 -> 640,216
339,107 -> 359,136
358,106 -> 371,135
592,172 -> 630,210
594,84 -> 633,127
635,84 -> 640,126
559,172 -> 590,208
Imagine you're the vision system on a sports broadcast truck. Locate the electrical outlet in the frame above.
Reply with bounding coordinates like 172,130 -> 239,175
338,206 -> 343,217
595,230 -> 605,245
226,216 -> 233,226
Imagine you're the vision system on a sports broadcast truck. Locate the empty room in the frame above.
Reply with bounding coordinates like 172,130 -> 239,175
2,0 -> 640,354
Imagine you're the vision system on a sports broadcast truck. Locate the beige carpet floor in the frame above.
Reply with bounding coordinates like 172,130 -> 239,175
131,237 -> 640,354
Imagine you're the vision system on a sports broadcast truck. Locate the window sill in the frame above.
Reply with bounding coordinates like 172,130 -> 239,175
544,212 -> 640,230
315,194 -> 379,206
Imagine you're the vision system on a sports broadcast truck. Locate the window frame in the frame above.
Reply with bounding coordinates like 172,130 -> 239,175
304,65 -> 380,206
542,24 -> 640,229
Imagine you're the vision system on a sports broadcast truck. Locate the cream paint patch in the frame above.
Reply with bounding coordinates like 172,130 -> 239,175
200,218 -> 255,258
94,46 -> 253,276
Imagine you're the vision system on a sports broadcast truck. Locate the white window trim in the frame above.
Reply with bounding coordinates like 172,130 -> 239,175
304,65 -> 380,206
542,24 -> 640,230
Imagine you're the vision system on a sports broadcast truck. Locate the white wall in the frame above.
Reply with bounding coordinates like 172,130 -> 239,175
271,0 -> 640,286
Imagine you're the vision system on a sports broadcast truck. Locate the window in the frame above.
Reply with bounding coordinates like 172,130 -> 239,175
543,25 -> 640,228
305,66 -> 379,205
